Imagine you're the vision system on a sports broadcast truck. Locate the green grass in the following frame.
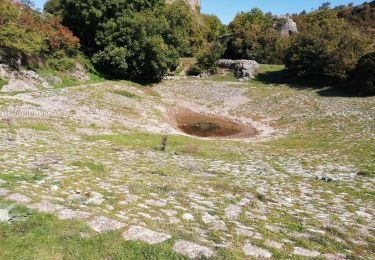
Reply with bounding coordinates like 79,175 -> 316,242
0,78 -> 8,90
0,171 -> 45,188
0,199 -> 185,259
18,122 -> 52,131
112,90 -> 137,99
53,72 -> 106,89
72,160 -> 106,173
83,132 -> 247,161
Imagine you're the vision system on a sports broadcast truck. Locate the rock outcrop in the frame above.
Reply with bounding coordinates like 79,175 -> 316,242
0,63 -> 90,92
167,0 -> 200,12
274,16 -> 298,37
217,59 -> 260,80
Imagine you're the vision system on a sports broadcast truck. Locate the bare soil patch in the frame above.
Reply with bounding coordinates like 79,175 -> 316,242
168,107 -> 258,138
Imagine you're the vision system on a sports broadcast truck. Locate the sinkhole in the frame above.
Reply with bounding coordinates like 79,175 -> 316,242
169,108 -> 258,138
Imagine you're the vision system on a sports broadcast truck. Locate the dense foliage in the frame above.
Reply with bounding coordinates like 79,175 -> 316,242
336,1 -> 375,37
224,8 -> 289,64
187,42 -> 225,75
0,0 -> 79,69
284,8 -> 374,84
44,0 -> 200,80
353,52 -> 375,94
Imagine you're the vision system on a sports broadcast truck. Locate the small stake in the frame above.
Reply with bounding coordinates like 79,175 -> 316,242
160,135 -> 168,152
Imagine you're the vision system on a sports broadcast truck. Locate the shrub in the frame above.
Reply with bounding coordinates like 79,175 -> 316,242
225,8 -> 287,64
0,0 -> 79,69
190,42 -> 225,75
284,9 -> 374,84
353,52 -> 375,95
0,22 -> 43,68
46,51 -> 75,71
56,0 -> 195,80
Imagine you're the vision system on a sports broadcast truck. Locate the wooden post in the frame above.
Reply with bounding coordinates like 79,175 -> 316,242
161,135 -> 168,152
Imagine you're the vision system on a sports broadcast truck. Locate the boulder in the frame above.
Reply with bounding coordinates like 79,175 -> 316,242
274,16 -> 298,37
69,63 -> 90,82
217,59 -> 259,80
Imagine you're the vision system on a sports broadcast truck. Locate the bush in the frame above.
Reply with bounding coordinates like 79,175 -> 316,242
225,8 -> 288,64
353,52 -> 375,95
284,9 -> 374,84
46,51 -> 75,71
189,42 -> 225,75
92,9 -> 179,80
56,0 -> 195,80
0,0 -> 79,69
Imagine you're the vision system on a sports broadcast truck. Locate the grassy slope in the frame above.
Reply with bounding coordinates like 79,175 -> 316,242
0,65 -> 374,259
0,79 -> 8,90
0,200 -> 184,260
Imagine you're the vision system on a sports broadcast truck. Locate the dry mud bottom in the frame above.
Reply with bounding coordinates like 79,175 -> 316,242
0,78 -> 374,259
168,107 -> 258,138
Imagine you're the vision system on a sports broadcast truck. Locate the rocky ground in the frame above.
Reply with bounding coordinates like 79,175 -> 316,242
0,67 -> 374,259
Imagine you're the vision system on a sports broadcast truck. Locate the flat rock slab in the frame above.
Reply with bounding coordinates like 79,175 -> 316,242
293,247 -> 320,257
243,242 -> 272,258
225,204 -> 242,219
123,226 -> 171,244
323,253 -> 347,260
28,201 -> 64,213
87,216 -> 126,233
7,193 -> 31,204
173,240 -> 215,259
57,209 -> 91,220
0,209 -> 10,222
0,189 -> 8,196
265,240 -> 283,249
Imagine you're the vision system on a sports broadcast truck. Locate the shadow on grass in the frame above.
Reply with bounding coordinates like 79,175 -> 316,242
255,68 -> 371,98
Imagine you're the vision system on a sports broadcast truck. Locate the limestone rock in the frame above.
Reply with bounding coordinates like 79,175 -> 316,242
217,59 -> 259,80
46,76 -> 62,84
274,16 -> 298,37
173,240 -> 215,259
293,247 -> 320,257
123,226 -> 171,244
265,240 -> 284,249
69,63 -> 90,82
7,193 -> 31,204
225,204 -> 243,219
0,209 -> 10,222
1,79 -> 37,92
243,242 -> 272,258
87,216 -> 126,233
0,189 -> 8,196
167,0 -> 200,12
57,209 -> 91,220
28,201 -> 64,213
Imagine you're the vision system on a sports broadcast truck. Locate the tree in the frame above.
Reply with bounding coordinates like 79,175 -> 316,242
284,8 -> 374,83
55,0 -> 197,80
224,8 -> 287,64
0,0 -> 79,69
353,52 -> 375,94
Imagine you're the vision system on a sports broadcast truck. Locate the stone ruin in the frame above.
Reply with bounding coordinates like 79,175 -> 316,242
273,16 -> 298,37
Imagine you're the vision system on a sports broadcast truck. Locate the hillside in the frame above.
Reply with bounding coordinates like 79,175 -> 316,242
0,65 -> 374,259
336,1 -> 375,36
0,1 -> 374,259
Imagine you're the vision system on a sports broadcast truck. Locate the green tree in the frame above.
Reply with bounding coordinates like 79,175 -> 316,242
353,52 -> 375,95
284,8 -> 374,83
92,8 -> 179,80
188,42 -> 225,75
55,0 -> 197,79
225,8 -> 286,64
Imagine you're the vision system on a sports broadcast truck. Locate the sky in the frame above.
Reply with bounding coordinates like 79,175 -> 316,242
34,0 -> 365,24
